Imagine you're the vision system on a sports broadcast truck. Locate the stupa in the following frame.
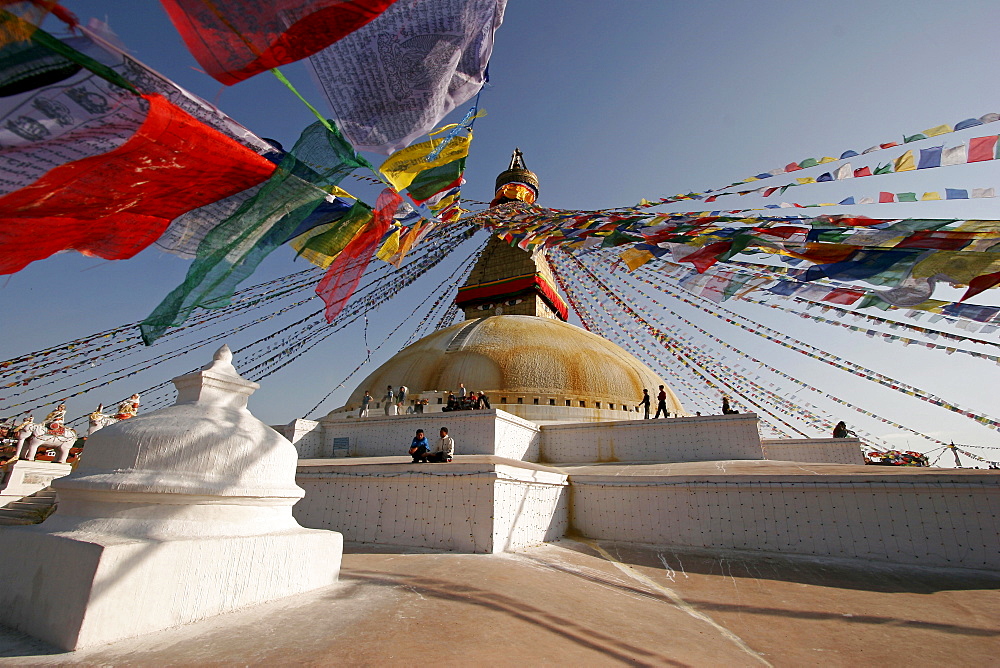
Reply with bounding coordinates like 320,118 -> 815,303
327,149 -> 685,425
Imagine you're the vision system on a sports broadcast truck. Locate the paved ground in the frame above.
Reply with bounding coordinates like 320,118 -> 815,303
1,538 -> 997,667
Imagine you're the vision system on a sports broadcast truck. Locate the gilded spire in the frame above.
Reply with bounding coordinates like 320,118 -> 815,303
492,148 -> 539,206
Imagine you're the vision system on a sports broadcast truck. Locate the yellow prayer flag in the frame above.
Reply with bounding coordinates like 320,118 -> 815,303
894,150 -> 916,172
379,134 -> 471,191
923,124 -> 952,137
621,247 -> 655,272
639,198 -> 652,206
921,191 -> 942,201
818,156 -> 837,164
375,228 -> 401,262
795,177 -> 817,185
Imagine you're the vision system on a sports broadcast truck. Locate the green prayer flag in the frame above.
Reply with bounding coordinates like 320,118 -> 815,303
896,192 -> 918,202
873,163 -> 893,175
141,120 -> 369,344
406,158 -> 466,202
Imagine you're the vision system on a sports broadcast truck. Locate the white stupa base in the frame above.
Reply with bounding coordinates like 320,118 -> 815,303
0,460 -> 72,504
0,525 -> 342,651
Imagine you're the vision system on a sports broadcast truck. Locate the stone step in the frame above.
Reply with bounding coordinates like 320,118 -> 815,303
0,486 -> 58,525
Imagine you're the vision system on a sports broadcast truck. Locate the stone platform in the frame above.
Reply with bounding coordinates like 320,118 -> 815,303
564,460 -> 1000,570
1,539 -> 997,666
294,456 -> 567,553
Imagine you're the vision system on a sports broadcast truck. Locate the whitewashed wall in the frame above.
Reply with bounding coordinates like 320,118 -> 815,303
570,474 -> 1000,570
492,472 -> 568,551
540,414 -> 763,463
316,410 -> 539,461
294,461 -> 567,553
276,419 -> 325,458
762,438 -> 865,465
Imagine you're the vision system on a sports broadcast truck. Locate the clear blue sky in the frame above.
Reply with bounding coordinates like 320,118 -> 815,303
2,1 -> 998,464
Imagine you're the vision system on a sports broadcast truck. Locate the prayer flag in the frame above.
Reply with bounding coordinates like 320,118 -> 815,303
972,187 -> 995,198
854,166 -> 872,178
954,118 -> 983,131
159,0 -> 397,84
816,172 -> 833,182
839,197 -> 856,205
945,188 -> 968,199
316,188 -> 403,321
879,192 -> 895,203
308,0 -> 507,154
873,163 -> 893,175
967,135 -> 998,162
379,134 -> 471,191
917,146 -> 942,169
920,191 -> 942,201
896,192 -> 917,202
941,144 -> 968,165
903,134 -> 926,143
923,124 -> 952,137
835,163 -> 853,180
0,94 -> 276,274
798,158 -> 818,169
893,150 -> 915,172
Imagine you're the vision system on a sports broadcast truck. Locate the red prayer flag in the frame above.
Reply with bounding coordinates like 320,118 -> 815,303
821,288 -> 864,305
784,162 -> 802,172
160,0 -> 398,85
853,166 -> 872,178
0,94 -> 277,274
967,135 -> 998,163
960,271 -> 1000,302
316,188 -> 403,321
679,240 -> 732,273
878,192 -> 895,203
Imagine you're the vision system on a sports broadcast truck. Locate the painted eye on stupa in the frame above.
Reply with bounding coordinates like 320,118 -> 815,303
477,303 -> 493,311
504,299 -> 523,306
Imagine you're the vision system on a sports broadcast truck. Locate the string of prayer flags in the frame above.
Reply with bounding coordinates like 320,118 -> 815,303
140,119 -> 370,344
159,0 -> 397,85
308,0 -> 506,154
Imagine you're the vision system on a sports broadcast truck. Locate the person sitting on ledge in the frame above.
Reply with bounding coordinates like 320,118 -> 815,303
424,427 -> 454,463
722,396 -> 738,414
832,421 -> 855,438
408,429 -> 429,463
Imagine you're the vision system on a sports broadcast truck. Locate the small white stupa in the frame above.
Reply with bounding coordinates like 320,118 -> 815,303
0,345 -> 343,651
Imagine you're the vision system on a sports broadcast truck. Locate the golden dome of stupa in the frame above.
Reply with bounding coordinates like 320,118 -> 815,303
338,315 -> 684,419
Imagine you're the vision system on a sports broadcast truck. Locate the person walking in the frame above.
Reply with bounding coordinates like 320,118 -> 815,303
359,390 -> 372,418
654,385 -> 669,418
638,389 -> 651,419
383,385 -> 396,416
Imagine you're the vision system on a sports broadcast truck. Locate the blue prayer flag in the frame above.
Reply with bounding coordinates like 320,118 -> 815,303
917,146 -> 943,169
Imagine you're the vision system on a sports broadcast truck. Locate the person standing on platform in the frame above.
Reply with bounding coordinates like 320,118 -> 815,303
398,385 -> 408,412
638,389 -> 651,419
425,427 -> 454,463
360,391 -> 372,418
479,392 -> 490,409
383,385 -> 396,416
654,385 -> 669,418
459,383 -> 467,398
